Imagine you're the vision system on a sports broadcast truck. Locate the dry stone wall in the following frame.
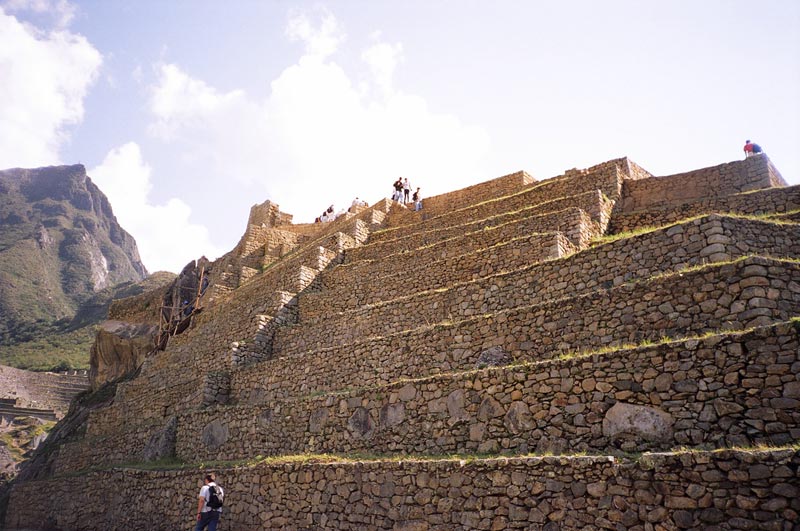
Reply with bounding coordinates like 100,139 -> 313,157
74,204 -> 393,442
420,170 -> 535,218
300,214 -> 800,321
7,449 -> 799,531
231,257 -> 800,406
0,365 -> 88,414
368,189 -> 612,253
611,185 -> 800,234
177,322 -> 800,463
340,208 -> 599,278
274,233 -> 570,356
378,159 -> 632,246
616,154 -> 787,213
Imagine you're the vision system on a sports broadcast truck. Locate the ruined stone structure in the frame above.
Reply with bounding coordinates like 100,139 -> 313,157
4,154 -> 800,530
0,365 -> 88,420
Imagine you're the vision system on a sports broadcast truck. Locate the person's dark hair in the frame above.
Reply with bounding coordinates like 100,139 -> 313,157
746,139 -> 751,143
205,473 -> 214,482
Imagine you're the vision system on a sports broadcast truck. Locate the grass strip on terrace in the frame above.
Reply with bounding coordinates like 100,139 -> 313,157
56,442 -> 800,479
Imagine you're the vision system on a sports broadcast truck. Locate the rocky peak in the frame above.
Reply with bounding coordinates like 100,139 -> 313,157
0,164 -> 148,351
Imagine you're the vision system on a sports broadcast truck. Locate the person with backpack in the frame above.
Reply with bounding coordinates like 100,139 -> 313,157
743,139 -> 764,157
195,473 -> 224,531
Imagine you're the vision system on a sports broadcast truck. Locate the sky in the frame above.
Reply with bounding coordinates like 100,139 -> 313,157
1,0 -> 798,273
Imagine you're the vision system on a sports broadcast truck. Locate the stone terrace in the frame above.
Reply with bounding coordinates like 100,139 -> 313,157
6,154 -> 800,531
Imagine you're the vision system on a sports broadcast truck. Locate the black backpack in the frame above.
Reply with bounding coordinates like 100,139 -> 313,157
207,485 -> 223,510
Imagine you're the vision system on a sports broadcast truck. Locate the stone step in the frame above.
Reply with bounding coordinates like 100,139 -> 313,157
609,184 -> 800,234
8,448 -> 799,530
80,227 -> 380,438
298,214 -> 800,323
364,188 -> 611,253
375,158 -> 636,245
178,321 -> 800,462
232,256 -> 800,404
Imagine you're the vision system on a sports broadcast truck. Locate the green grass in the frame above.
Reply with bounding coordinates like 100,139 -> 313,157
57,440 -> 800,479
0,418 -> 56,463
0,325 -> 95,371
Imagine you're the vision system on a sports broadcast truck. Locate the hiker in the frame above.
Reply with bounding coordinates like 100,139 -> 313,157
403,178 -> 411,203
392,178 -> 404,202
413,187 -> 422,211
319,204 -> 335,222
743,139 -> 763,157
195,473 -> 224,531
349,197 -> 367,212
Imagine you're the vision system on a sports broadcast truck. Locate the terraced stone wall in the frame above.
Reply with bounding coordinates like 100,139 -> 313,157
177,322 -> 800,462
229,257 -> 800,409
7,450 -> 798,531
617,155 -> 787,213
420,170 -> 535,218
0,365 -> 88,412
107,285 -> 164,324
385,160 -> 634,244
55,216 -> 800,474
234,225 -> 301,267
300,215 -> 800,319
348,191 -> 611,262
610,185 -> 800,233
71,208 -> 389,448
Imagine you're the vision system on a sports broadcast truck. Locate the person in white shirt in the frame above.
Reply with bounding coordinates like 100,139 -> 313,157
195,473 -> 224,531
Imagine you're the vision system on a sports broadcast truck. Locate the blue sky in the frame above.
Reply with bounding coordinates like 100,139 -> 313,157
1,0 -> 798,272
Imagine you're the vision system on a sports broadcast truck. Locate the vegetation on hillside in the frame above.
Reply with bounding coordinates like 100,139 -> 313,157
0,165 -> 149,371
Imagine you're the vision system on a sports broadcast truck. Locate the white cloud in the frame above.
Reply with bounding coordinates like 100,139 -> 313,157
285,7 -> 344,60
89,142 -> 224,273
361,40 -> 403,94
0,6 -> 101,168
148,63 -> 247,141
146,10 -> 490,229
2,0 -> 76,29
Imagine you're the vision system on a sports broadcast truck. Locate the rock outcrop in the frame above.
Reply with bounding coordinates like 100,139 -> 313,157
88,321 -> 158,390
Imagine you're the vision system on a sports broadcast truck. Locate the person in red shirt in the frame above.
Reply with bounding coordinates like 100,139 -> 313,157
743,139 -> 763,157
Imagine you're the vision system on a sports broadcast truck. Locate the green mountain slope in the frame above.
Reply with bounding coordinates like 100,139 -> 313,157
0,165 -> 149,369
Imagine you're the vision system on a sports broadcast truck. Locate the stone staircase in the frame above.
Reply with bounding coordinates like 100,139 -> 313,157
5,154 -> 800,531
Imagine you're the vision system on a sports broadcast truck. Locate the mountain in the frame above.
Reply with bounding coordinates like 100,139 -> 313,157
0,165 -> 148,368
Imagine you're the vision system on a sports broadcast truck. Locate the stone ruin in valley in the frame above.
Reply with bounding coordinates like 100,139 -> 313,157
3,154 -> 800,530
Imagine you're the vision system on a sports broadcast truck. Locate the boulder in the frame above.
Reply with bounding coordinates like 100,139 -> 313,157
142,416 -> 177,461
475,346 -> 514,368
602,402 -> 674,443
89,321 -> 158,390
202,419 -> 229,450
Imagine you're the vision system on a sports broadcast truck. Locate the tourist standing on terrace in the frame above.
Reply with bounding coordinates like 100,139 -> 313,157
393,178 -> 404,202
